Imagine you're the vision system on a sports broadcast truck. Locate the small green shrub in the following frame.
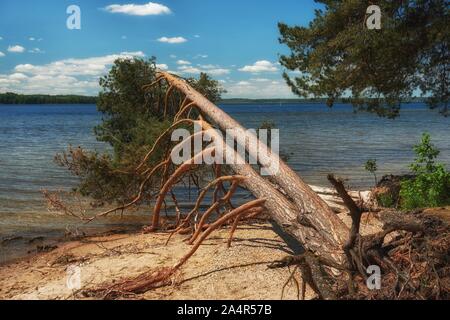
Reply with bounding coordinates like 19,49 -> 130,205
377,193 -> 395,208
399,133 -> 450,210
364,159 -> 378,186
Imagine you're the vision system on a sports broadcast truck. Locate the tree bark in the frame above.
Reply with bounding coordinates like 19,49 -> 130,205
157,72 -> 349,252
199,120 -> 345,264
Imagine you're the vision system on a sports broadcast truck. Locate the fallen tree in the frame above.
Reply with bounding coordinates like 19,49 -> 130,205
47,71 -> 449,300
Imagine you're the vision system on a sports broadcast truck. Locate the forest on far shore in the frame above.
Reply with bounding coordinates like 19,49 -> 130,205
0,92 -> 97,104
0,92 -> 427,105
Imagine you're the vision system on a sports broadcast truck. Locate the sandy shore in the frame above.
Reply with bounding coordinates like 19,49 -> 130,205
0,204 -> 398,301
0,221 -> 321,300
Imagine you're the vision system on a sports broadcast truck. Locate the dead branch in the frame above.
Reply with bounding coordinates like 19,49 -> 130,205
149,147 -> 216,230
136,119 -> 195,172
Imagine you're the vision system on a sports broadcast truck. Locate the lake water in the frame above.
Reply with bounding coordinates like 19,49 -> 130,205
0,103 -> 449,263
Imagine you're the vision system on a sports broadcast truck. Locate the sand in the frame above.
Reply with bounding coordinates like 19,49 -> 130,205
0,207 -> 392,301
0,222 -> 319,300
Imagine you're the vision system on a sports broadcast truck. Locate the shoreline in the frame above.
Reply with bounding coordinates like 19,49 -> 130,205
0,221 -> 318,300
0,184 -> 369,265
0,209 -> 388,300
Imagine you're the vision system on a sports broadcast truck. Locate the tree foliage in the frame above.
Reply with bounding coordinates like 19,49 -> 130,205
364,159 -> 378,185
279,0 -> 449,118
400,133 -> 450,209
56,57 -> 225,204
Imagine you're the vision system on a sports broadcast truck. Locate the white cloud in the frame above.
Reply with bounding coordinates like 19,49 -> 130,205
29,37 -> 35,41
198,64 -> 218,69
194,54 -> 208,59
169,54 -> 177,59
0,51 -> 147,95
156,63 -> 168,70
104,2 -> 171,16
178,65 -> 230,76
177,65 -> 201,74
203,69 -> 230,76
223,78 -> 295,99
176,60 -> 191,65
0,51 -> 4,57
9,73 -> 28,80
194,35 -> 200,38
0,72 -> 99,95
29,48 -> 44,54
239,60 -> 278,73
14,51 -> 145,77
0,36 -> 4,40
157,36 -> 187,44
8,45 -> 25,53
250,78 -> 270,82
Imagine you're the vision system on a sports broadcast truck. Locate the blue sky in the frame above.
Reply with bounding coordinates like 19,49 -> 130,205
0,0 -> 321,98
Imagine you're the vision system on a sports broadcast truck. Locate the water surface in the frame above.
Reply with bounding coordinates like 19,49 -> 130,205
0,103 -> 448,263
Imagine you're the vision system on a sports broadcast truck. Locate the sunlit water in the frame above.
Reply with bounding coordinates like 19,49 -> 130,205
0,103 -> 448,263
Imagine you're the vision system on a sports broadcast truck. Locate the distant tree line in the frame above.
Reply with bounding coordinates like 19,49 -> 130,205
0,92 -> 97,104
219,97 -> 426,105
0,92 -> 426,106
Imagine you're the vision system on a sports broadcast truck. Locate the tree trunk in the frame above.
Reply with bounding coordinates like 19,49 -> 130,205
157,71 -> 349,265
200,120 -> 344,264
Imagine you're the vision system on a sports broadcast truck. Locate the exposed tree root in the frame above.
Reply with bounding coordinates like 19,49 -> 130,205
81,199 -> 266,299
270,177 -> 450,300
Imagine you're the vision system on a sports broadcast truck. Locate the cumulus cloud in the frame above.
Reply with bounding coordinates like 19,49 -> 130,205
0,72 -> 99,95
157,36 -> 187,44
176,60 -> 191,65
9,73 -> 29,80
0,51 -> 148,95
8,45 -> 25,53
177,64 -> 230,76
0,51 -> 4,57
156,63 -> 168,70
238,60 -> 278,73
104,2 -> 171,16
250,78 -> 270,82
223,78 -> 295,99
14,51 -> 145,76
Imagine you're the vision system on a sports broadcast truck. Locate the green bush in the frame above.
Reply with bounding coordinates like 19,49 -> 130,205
399,133 -> 450,210
364,159 -> 378,186
377,193 -> 395,208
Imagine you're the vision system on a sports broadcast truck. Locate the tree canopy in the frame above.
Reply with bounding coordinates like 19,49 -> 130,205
56,57 -> 225,204
279,0 -> 449,118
